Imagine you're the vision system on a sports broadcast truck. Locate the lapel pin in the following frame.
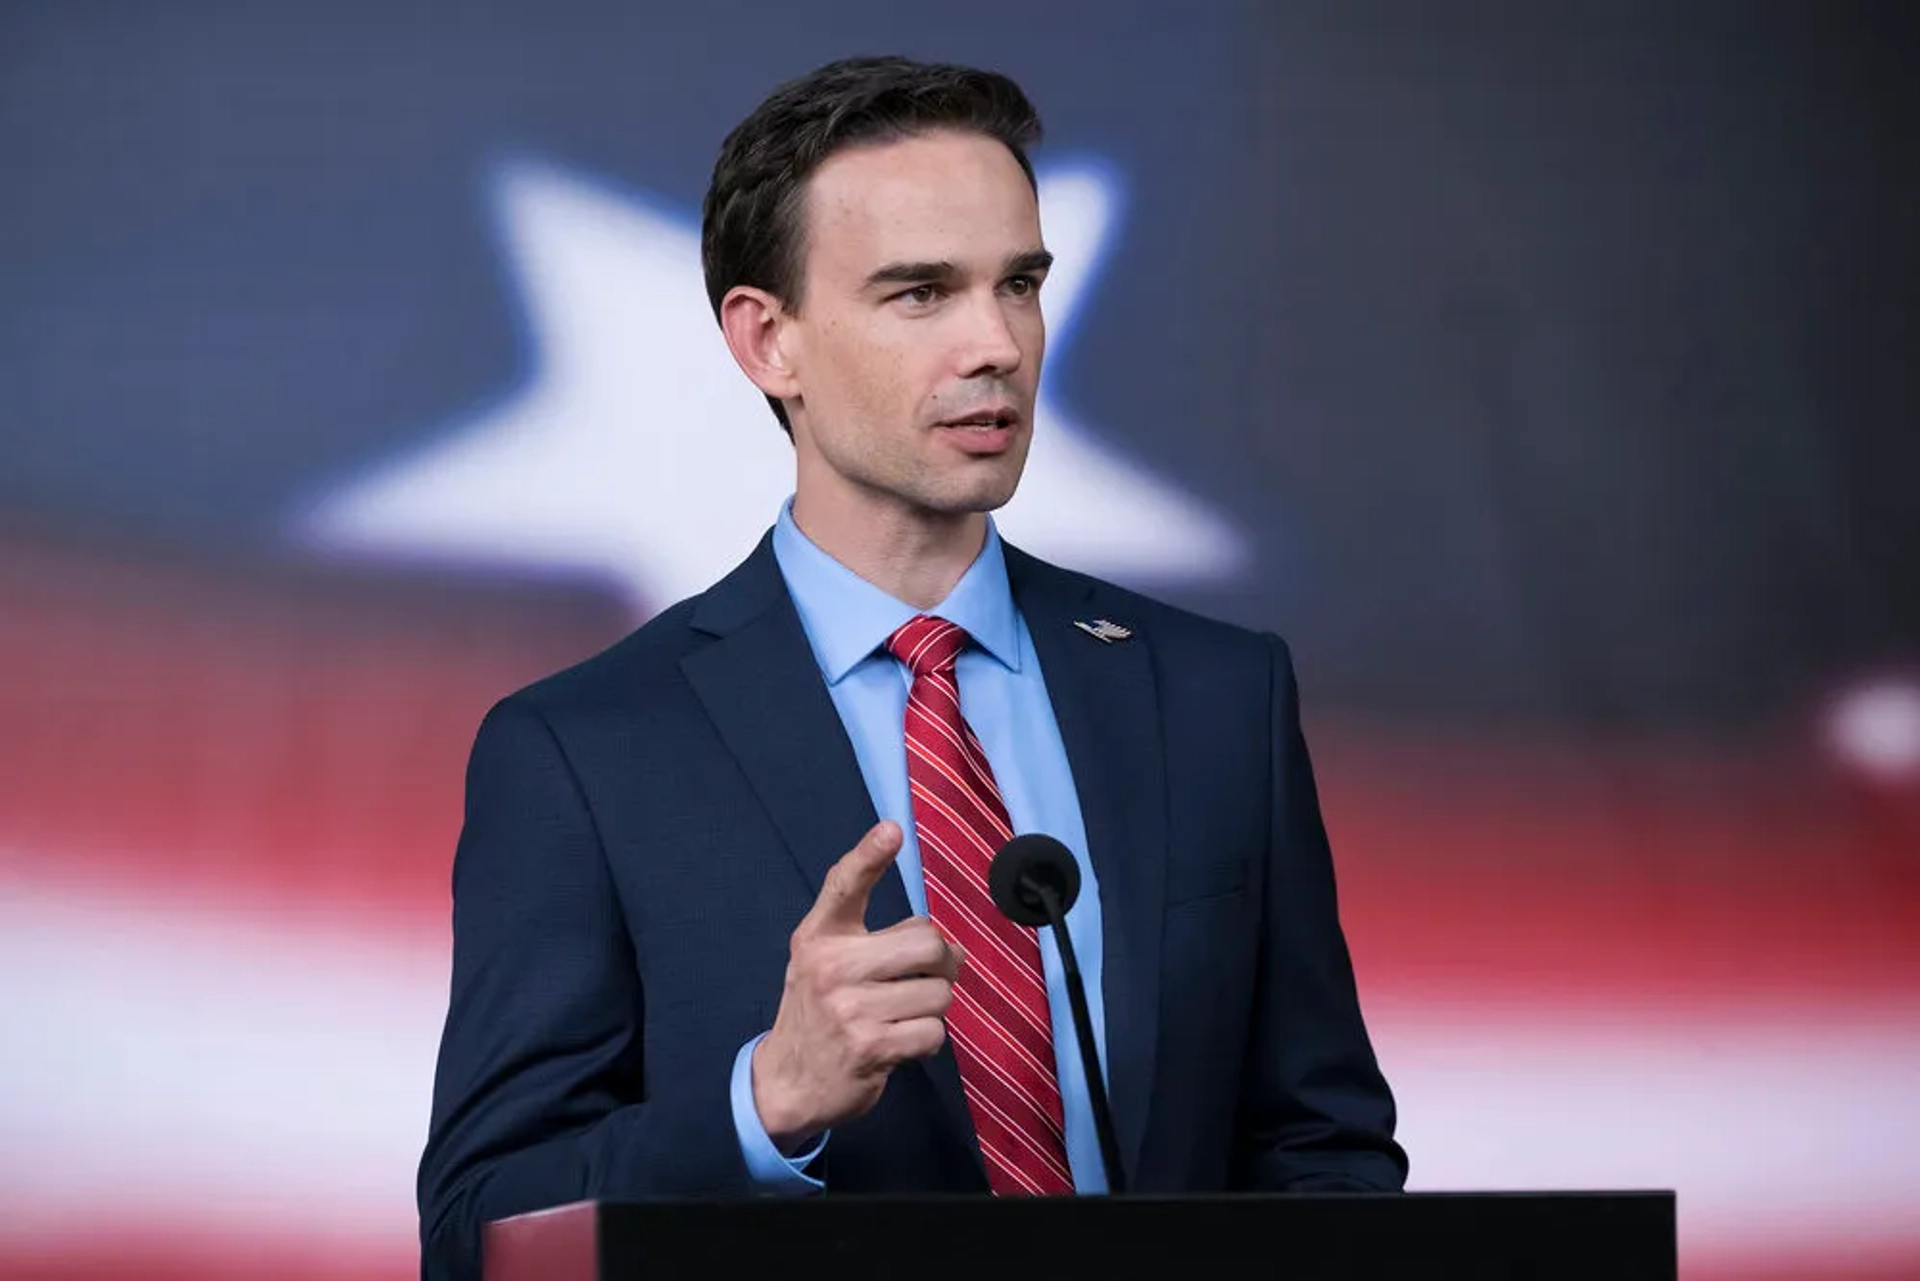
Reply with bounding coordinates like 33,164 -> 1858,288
1073,618 -> 1133,644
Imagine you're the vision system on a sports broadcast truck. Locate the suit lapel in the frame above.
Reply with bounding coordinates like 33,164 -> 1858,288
679,532 -> 911,928
1008,547 -> 1167,1183
679,533 -> 983,1180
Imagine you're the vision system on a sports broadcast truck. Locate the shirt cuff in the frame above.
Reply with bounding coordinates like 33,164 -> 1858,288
730,1032 -> 828,1192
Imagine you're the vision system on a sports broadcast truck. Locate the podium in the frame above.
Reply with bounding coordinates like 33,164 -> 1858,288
483,1191 -> 1676,1280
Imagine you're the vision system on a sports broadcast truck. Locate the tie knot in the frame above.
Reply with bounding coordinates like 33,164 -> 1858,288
886,614 -> 969,679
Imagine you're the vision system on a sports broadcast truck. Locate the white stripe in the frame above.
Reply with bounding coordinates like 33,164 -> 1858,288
954,1053 -> 1073,1182
950,981 -> 1061,1096
906,682 -> 1012,816
5,877 -> 1916,1269
1371,1000 -> 1920,1263
917,850 -> 1048,1003
948,1020 -> 1070,1161
907,777 -> 1016,884
909,781 -> 1002,873
907,695 -> 992,784
921,866 -> 1053,1020
950,986 -> 1064,1110
908,776 -> 1010,866
904,734 -> 1013,839
0,882 -> 437,1242
929,872 -> 1039,989
897,619 -> 960,673
897,620 -> 940,668
946,1016 -> 1061,1128
922,864 -> 1036,988
924,667 -> 966,711
916,813 -> 1010,909
956,724 -> 1009,808
920,678 -> 1005,799
905,693 -> 983,778
975,1132 -> 1048,1196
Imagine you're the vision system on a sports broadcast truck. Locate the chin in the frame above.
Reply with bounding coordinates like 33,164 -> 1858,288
935,470 -> 1026,516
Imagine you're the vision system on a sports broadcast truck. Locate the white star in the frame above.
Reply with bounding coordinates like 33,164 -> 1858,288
1826,678 -> 1920,782
291,156 -> 1245,615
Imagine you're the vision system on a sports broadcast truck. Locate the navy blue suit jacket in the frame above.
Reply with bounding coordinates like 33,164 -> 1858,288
418,534 -> 1405,1280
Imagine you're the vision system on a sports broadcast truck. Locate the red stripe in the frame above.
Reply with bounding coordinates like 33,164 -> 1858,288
908,759 -> 1015,852
951,985 -> 1063,1107
6,544 -> 1913,1000
922,872 -> 1051,1025
948,1022 -> 1072,1191
947,1014 -> 1068,1143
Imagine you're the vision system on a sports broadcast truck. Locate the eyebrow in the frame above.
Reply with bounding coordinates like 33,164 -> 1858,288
862,248 -> 1055,291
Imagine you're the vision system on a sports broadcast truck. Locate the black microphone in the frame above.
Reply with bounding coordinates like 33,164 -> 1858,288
988,834 -> 1126,1194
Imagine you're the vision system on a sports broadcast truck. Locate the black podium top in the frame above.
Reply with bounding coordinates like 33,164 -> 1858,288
483,1190 -> 1676,1281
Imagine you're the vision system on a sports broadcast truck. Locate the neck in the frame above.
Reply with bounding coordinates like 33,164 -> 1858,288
790,489 -> 988,610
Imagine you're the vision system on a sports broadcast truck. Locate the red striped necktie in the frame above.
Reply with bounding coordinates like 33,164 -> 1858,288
886,613 -> 1074,1196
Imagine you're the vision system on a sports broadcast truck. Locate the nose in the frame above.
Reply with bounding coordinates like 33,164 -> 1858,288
956,291 -> 1025,379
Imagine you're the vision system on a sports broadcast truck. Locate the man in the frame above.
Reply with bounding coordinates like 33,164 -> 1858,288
418,55 -> 1406,1280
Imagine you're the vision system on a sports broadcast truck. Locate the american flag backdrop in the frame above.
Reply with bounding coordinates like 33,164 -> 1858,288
3,3 -> 1917,1279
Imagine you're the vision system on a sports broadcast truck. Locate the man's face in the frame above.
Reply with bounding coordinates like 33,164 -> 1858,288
781,129 -> 1049,526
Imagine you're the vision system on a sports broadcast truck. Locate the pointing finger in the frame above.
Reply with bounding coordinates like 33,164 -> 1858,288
801,821 -> 904,935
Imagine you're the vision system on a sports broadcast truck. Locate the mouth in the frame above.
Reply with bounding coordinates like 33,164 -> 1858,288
933,408 -> 1021,455
935,407 -> 1020,432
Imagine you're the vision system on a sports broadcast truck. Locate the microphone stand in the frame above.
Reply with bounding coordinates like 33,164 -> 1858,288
1034,882 -> 1126,1194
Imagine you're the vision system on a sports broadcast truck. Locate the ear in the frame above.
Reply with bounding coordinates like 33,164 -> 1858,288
718,285 -> 801,405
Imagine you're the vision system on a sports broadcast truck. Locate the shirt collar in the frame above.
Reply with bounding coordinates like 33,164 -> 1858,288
771,499 -> 1022,685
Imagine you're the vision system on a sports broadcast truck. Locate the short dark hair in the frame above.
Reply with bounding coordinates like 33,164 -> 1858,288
700,56 -> 1044,431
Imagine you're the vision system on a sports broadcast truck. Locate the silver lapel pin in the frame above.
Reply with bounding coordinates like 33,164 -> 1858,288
1073,618 -> 1133,644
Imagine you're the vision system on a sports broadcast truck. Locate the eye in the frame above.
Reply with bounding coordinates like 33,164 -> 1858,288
1004,274 -> 1041,298
898,284 -> 942,307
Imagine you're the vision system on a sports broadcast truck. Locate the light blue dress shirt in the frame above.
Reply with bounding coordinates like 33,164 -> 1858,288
726,502 -> 1110,1193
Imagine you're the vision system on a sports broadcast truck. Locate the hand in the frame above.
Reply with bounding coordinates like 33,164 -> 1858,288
751,820 -> 963,1148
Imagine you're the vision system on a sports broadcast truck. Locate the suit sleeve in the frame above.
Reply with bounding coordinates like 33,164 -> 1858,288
1230,635 -> 1410,1191
417,696 -> 751,1281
